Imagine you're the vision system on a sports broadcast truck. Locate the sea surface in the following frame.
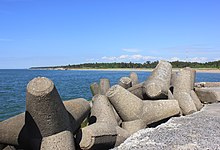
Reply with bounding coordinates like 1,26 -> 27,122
0,69 -> 220,121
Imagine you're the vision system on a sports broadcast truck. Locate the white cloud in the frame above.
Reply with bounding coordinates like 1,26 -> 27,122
101,54 -> 158,62
168,57 -> 208,63
122,48 -> 141,53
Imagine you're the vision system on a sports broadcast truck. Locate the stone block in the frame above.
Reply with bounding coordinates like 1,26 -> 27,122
118,77 -> 132,89
195,87 -> 220,103
129,72 -> 139,86
143,60 -> 172,99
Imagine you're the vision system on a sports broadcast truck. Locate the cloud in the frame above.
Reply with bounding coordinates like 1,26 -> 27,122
101,54 -> 158,62
168,57 -> 208,63
122,48 -> 141,53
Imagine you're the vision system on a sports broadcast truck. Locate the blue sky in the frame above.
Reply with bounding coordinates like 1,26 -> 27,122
0,0 -> 220,68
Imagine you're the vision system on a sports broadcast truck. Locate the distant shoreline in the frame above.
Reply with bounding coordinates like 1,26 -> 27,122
29,68 -> 220,73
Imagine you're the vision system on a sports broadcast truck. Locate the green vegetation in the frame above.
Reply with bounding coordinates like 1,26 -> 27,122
30,60 -> 220,69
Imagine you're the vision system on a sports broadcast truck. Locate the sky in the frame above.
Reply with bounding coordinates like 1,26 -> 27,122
0,0 -> 220,69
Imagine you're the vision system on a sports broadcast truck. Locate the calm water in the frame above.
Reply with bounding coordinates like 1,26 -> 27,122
0,69 -> 220,121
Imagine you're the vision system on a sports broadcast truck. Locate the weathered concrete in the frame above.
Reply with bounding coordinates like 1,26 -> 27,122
107,85 -> 180,125
63,98 -> 91,133
118,77 -> 132,89
122,119 -> 146,135
142,100 -> 180,125
41,131 -> 75,150
184,67 -> 196,90
127,82 -> 145,100
77,123 -> 117,150
143,60 -> 172,99
173,69 -> 197,115
90,82 -> 100,96
190,90 -> 203,110
26,77 -> 71,137
195,87 -> 220,103
99,78 -> 110,95
115,127 -> 130,147
129,72 -> 139,86
106,85 -> 143,121
195,82 -> 220,88
90,95 -> 118,126
114,103 -> 220,150
167,90 -> 174,99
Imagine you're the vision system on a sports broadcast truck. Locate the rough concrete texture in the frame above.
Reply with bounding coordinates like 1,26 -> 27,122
195,87 -> 220,103
0,113 -> 25,146
143,60 -> 172,99
63,98 -> 91,133
41,131 -> 75,150
90,82 -> 100,96
26,77 -> 70,137
118,77 -> 132,89
190,90 -> 203,110
170,71 -> 177,87
106,85 -> 143,121
2,146 -> 16,150
122,119 -> 146,135
77,123 -> 117,150
114,103 -> 220,150
129,72 -> 139,86
168,90 -> 174,100
90,95 -> 118,126
173,69 -> 197,115
115,127 -> 130,147
99,78 -> 110,95
184,67 -> 196,90
142,100 -> 180,125
195,82 -> 220,88
127,82 -> 145,100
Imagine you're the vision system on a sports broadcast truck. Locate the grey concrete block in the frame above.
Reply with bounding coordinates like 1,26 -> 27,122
114,126 -> 130,147
184,67 -> 196,90
90,95 -> 118,126
190,90 -> 203,110
170,71 -> 177,87
195,82 -> 220,88
26,77 -> 70,137
99,78 -> 110,95
127,82 -> 145,100
0,113 -> 26,146
142,100 -> 180,125
118,77 -> 132,89
90,82 -> 100,96
41,130 -> 75,150
174,92 -> 197,115
106,85 -> 143,121
195,87 -> 220,103
77,123 -> 117,150
64,98 -> 91,133
122,119 -> 146,135
143,60 -> 172,99
129,72 -> 139,86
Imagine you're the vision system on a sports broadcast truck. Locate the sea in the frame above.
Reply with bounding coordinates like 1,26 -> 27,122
0,69 -> 220,121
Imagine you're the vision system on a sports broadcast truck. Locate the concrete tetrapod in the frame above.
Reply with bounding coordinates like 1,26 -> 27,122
190,90 -> 203,110
0,98 -> 90,148
184,67 -> 196,90
99,78 -> 110,95
195,82 -> 220,88
127,82 -> 145,100
118,77 -> 132,89
90,82 -> 100,96
173,69 -> 197,115
195,87 -> 220,103
129,72 -> 139,86
106,85 -> 180,125
143,60 -> 172,99
79,95 -> 129,149
122,119 -> 146,135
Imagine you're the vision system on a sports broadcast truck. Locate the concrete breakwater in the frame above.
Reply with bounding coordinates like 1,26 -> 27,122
1,60 -> 220,150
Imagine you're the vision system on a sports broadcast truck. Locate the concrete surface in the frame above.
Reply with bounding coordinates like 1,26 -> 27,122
114,103 -> 220,150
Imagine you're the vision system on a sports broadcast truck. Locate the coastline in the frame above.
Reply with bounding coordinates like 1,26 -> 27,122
30,68 -> 220,73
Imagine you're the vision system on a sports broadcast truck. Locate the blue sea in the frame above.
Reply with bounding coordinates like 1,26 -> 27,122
0,69 -> 220,121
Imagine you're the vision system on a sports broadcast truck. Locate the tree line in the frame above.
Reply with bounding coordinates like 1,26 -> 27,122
30,60 -> 220,69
